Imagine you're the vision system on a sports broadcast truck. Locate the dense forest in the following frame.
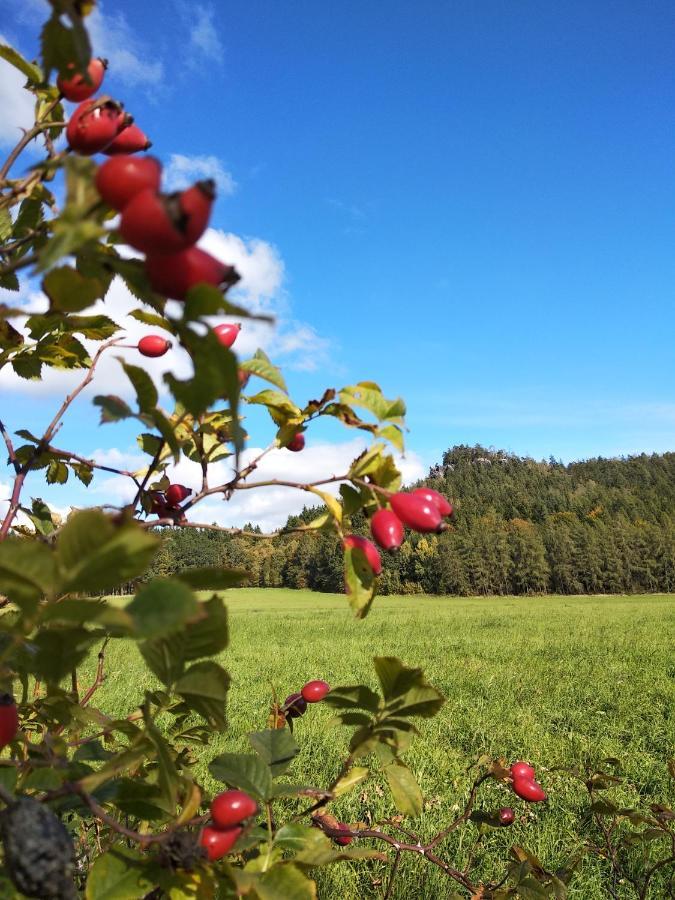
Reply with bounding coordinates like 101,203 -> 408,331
143,446 -> 675,596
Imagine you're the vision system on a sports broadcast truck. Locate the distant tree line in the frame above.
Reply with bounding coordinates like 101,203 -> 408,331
139,446 -> 675,596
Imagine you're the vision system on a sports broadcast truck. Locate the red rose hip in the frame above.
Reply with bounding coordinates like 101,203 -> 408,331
95,155 -> 162,211
286,433 -> 305,452
412,487 -> 453,518
146,249 -> 239,301
67,98 -> 128,155
498,807 -> 515,826
370,508 -> 404,552
343,534 -> 382,575
120,180 -> 215,255
510,761 -> 536,781
200,825 -> 242,861
390,492 -> 443,533
57,57 -> 107,102
104,124 -> 152,155
284,692 -> 307,718
138,335 -> 171,358
214,323 -> 241,349
512,777 -> 547,803
165,484 -> 192,508
211,790 -> 258,829
301,680 -> 330,703
334,823 -> 353,845
0,695 -> 19,749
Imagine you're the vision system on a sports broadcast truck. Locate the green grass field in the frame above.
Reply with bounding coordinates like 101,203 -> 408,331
86,590 -> 675,898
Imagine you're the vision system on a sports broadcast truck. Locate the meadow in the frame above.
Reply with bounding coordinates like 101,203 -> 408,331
87,590 -> 675,898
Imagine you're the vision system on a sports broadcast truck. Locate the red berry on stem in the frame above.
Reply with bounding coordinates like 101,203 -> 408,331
0,695 -> 19,749
57,57 -> 107,102
512,777 -> 547,803
138,335 -> 171,358
301,680 -> 330,703
334,823 -> 353,846
145,248 -> 239,301
95,155 -> 162,211
104,124 -> 152,155
210,790 -> 258,829
286,433 -> 305,453
214,323 -> 241,349
200,825 -> 242,861
499,807 -> 515,826
165,484 -> 192,508
120,180 -> 215,255
149,492 -> 168,516
343,534 -> 382,575
284,692 -> 307,718
510,761 -> 536,781
370,508 -> 404,552
238,369 -> 250,388
390,492 -> 443,533
412,487 -> 453,518
66,98 -> 128,155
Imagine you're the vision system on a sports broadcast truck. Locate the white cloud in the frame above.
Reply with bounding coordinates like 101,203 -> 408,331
188,6 -> 224,63
86,4 -> 164,87
163,154 -> 236,195
0,35 -> 38,149
0,226 -> 332,395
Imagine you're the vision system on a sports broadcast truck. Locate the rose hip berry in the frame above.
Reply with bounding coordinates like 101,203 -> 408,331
370,508 -> 405,552
512,777 -> 547,803
120,180 -> 215,255
95,154 -> 162,211
0,695 -> 19,749
214,323 -> 242,349
165,484 -> 191,508
390,491 -> 443,533
286,433 -> 305,452
138,335 -> 171,358
510,761 -> 536,781
57,57 -> 107,102
334,823 -> 353,846
301,680 -> 330,703
412,487 -> 453,518
211,790 -> 258,829
284,692 -> 308,718
66,98 -> 129,155
104,124 -> 152,155
343,534 -> 382,575
145,249 -> 240,301
498,807 -> 515,826
200,825 -> 242,861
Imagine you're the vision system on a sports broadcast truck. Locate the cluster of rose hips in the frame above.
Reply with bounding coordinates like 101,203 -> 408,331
343,487 -> 453,576
282,679 -> 330,722
148,483 -> 193,517
200,789 -> 258,861
509,760 -> 547,803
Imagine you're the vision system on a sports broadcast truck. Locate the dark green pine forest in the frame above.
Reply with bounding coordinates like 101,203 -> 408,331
144,446 -> 675,596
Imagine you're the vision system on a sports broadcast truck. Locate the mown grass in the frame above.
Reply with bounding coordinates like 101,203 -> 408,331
85,591 -> 675,898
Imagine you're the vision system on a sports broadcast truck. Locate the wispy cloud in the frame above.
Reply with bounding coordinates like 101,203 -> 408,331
86,4 -> 164,87
0,34 -> 38,148
187,5 -> 223,63
163,154 -> 236,194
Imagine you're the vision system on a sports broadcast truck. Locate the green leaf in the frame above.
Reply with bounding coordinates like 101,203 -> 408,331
127,578 -> 199,640
344,545 -> 377,619
209,752 -> 273,801
119,359 -> 158,413
24,498 -> 57,536
182,595 -> 229,661
240,350 -> 287,392
176,567 -> 248,591
332,766 -> 370,796
46,459 -> 69,484
31,627 -> 99,682
71,461 -> 94,486
373,657 -> 445,718
56,510 -> 159,593
256,864 -> 317,900
139,633 -> 185,687
382,759 -> 423,816
0,43 -> 43,83
85,846 -> 155,900
175,661 -> 229,729
323,684 -> 381,713
41,13 -> 91,80
128,309 -> 174,332
248,729 -> 299,777
340,382 -> 406,423
66,315 -> 119,340
42,266 -> 104,312
93,395 -> 133,424
0,540 -> 57,610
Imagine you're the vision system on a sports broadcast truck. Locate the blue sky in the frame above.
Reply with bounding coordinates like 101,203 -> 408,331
1,0 -> 674,527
